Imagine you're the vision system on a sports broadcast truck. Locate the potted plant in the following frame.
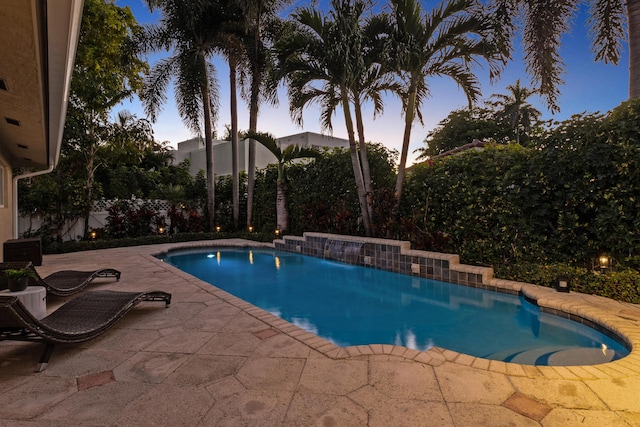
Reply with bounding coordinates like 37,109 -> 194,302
3,268 -> 36,292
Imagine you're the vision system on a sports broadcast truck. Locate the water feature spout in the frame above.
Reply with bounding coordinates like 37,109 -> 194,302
324,238 -> 363,264
343,241 -> 364,264
324,239 -> 344,260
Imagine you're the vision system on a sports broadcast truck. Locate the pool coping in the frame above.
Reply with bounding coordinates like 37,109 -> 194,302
151,238 -> 640,381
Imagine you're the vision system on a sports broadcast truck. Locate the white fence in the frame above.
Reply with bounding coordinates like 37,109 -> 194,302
18,199 -> 171,241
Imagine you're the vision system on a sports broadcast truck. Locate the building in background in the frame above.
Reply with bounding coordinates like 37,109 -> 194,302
171,131 -> 350,176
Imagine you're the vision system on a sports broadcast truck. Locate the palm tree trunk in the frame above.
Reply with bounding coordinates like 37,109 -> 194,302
394,86 -> 417,208
341,90 -> 373,236
628,0 -> 640,98
230,58 -> 240,230
353,98 -> 373,218
202,72 -> 216,231
276,165 -> 288,232
247,74 -> 259,229
247,25 -> 262,229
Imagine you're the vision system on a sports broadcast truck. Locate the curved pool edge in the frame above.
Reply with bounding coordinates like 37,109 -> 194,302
150,240 -> 640,378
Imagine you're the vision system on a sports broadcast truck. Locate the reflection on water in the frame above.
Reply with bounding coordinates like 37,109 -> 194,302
291,317 -> 319,335
394,329 -> 434,352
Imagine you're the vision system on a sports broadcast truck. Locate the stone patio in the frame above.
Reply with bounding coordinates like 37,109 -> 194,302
1,239 -> 639,426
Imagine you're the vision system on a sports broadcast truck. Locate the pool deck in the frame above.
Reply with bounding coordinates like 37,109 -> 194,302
1,240 -> 640,426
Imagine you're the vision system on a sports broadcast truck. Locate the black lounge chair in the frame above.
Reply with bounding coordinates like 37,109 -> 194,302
0,262 -> 121,297
0,290 -> 171,371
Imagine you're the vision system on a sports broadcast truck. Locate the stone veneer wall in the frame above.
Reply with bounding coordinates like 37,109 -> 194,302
273,232 -> 503,294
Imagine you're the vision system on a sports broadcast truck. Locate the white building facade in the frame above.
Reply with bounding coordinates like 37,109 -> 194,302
170,132 -> 350,176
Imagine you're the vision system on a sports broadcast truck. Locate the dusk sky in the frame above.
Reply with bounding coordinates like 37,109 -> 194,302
114,0 -> 629,165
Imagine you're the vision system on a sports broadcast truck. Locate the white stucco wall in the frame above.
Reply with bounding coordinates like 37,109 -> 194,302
171,132 -> 349,177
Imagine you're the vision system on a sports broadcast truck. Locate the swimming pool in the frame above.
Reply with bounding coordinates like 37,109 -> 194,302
160,247 -> 629,365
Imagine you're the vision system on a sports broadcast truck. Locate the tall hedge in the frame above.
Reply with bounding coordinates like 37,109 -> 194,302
402,99 -> 640,270
250,144 -> 397,235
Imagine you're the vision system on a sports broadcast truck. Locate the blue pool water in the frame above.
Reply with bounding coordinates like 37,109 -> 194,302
160,248 -> 629,365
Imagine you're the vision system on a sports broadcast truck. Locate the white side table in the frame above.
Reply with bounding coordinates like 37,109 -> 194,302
0,286 -> 46,319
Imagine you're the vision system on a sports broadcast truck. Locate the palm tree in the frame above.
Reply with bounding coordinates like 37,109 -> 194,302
239,0 -> 291,230
140,0 -> 223,230
159,183 -> 186,234
107,110 -> 156,166
217,18 -> 245,230
245,131 -> 319,232
275,0 -> 383,236
142,140 -> 174,170
341,3 -> 399,219
487,0 -> 632,107
386,0 -> 506,208
488,80 -> 541,144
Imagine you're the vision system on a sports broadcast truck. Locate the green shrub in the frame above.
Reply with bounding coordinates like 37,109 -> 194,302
494,262 -> 640,304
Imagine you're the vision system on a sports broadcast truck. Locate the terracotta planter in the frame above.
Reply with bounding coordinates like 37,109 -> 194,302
8,277 -> 29,292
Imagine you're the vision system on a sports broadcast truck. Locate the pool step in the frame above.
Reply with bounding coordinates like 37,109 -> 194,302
487,346 -> 617,366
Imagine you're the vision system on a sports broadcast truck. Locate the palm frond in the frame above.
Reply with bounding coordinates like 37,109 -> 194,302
245,130 -> 281,160
282,144 -> 321,162
588,0 -> 626,64
141,56 -> 179,121
522,0 -> 577,112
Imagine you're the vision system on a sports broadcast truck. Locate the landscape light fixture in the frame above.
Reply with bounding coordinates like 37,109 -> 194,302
598,254 -> 610,272
215,225 -> 221,233
275,228 -> 281,236
248,225 -> 254,233
556,276 -> 570,293
89,230 -> 97,240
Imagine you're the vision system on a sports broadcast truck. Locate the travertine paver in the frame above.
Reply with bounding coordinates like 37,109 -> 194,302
542,408 -> 633,427
43,347 -> 134,378
584,376 -> 640,411
202,390 -> 294,426
284,392 -> 369,426
205,375 -> 247,400
1,240 -> 640,426
197,331 -> 261,356
0,376 -> 76,419
369,360 -> 442,401
113,351 -> 190,384
434,362 -> 516,404
348,384 -> 390,411
220,311 -> 273,332
144,329 -> 214,353
41,381 -> 151,424
448,402 -> 541,426
235,357 -> 306,391
164,354 -> 247,387
298,357 -> 368,395
509,376 -> 609,409
87,328 -> 162,352
368,399 -> 454,427
116,383 -> 214,426
251,333 -> 312,358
